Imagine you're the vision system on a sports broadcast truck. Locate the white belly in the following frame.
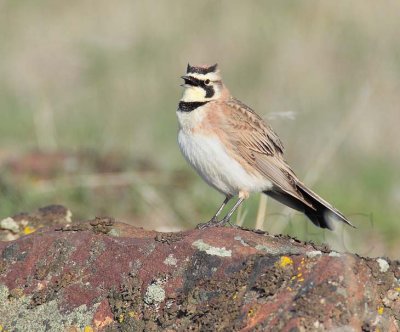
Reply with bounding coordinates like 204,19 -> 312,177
178,130 -> 272,196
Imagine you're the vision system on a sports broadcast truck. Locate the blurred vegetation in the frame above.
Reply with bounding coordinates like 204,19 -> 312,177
0,1 -> 399,258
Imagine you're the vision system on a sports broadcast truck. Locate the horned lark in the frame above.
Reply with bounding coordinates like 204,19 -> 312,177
176,63 -> 353,230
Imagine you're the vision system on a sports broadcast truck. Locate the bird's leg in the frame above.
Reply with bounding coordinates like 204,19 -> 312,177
196,196 -> 232,229
209,196 -> 232,222
214,197 -> 245,227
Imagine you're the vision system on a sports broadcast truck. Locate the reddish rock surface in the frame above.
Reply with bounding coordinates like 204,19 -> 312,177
0,206 -> 399,331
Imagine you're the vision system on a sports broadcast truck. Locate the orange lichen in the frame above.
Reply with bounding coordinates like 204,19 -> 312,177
277,256 -> 293,268
248,308 -> 256,317
23,226 -> 36,235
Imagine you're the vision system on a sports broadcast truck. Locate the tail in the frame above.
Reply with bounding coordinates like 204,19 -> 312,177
264,181 -> 354,230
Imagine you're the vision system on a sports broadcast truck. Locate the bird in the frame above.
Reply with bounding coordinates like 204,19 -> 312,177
176,63 -> 353,230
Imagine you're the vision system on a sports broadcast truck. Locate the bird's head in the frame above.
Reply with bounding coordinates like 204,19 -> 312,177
180,63 -> 225,102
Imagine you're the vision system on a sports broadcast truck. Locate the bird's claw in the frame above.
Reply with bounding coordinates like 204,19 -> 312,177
196,217 -> 231,229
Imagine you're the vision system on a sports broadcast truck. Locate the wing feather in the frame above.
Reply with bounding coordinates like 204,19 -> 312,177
222,98 -> 314,209
226,98 -> 284,155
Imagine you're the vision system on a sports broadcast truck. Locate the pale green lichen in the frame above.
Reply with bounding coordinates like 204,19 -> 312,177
306,250 -> 322,258
0,217 -> 19,233
108,228 -> 121,237
233,236 -> 249,247
0,283 -> 98,331
192,239 -> 231,257
163,254 -> 177,266
376,258 -> 389,273
144,282 -> 165,305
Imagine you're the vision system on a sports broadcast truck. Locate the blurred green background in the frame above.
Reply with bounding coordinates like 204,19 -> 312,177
0,1 -> 399,258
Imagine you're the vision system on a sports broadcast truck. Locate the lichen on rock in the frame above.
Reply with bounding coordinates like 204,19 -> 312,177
0,206 -> 399,331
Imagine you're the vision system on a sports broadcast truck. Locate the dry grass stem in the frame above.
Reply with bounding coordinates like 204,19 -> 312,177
235,205 -> 247,227
255,195 -> 268,230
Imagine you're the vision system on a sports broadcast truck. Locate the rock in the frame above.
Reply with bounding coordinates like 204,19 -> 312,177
0,207 -> 399,331
0,217 -> 20,234
0,205 -> 72,241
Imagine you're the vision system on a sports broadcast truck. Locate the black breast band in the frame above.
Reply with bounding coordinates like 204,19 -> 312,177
178,101 -> 209,112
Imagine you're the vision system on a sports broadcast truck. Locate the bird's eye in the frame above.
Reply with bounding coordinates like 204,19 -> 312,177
205,79 -> 210,85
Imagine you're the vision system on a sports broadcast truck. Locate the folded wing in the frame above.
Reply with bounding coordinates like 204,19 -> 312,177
221,98 -> 353,229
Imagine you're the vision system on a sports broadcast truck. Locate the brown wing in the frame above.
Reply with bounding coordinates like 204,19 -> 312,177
222,98 -> 313,208
227,98 -> 284,155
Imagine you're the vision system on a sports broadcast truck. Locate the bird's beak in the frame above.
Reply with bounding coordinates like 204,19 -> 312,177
180,75 -> 199,87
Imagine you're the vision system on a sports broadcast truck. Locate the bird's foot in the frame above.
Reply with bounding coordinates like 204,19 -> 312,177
196,216 -> 218,229
196,216 -> 231,229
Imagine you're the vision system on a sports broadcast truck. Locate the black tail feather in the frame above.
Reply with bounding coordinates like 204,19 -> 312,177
264,182 -> 354,230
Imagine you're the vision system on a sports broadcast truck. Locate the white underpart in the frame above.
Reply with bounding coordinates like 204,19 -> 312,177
177,109 -> 272,196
